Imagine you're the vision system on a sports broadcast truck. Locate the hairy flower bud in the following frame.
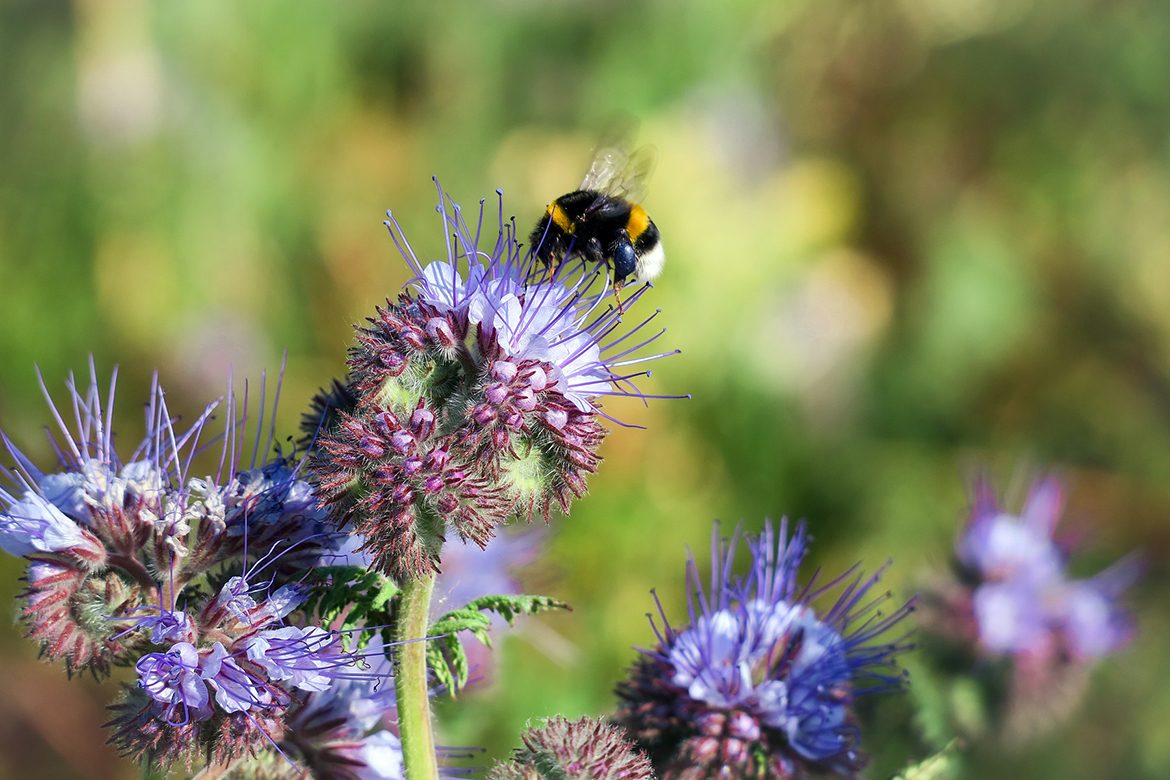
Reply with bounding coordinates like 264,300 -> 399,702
488,716 -> 653,780
22,559 -> 143,676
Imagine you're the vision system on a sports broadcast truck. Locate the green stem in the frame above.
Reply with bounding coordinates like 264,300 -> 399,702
396,572 -> 439,780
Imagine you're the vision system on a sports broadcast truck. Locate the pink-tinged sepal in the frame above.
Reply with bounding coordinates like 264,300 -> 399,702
21,555 -> 143,677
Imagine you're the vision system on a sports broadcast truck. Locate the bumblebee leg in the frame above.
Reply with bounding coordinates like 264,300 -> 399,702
610,233 -> 637,314
613,278 -> 626,314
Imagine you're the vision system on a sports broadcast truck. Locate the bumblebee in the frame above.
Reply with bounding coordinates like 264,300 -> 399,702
529,137 -> 665,305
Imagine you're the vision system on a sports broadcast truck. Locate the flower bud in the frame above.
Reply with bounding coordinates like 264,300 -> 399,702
513,387 -> 537,412
501,407 -> 524,429
410,404 -> 436,439
390,430 -> 415,454
544,409 -> 568,430
425,317 -> 457,350
485,383 -> 510,406
403,326 -> 427,351
491,360 -> 519,383
488,716 -> 653,780
525,365 -> 549,392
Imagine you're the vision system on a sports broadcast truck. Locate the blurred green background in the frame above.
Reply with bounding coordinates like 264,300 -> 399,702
2,0 -> 1169,777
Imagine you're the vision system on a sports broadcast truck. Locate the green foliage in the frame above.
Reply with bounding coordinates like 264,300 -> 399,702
891,741 -> 962,780
428,595 -> 571,695
298,565 -> 400,650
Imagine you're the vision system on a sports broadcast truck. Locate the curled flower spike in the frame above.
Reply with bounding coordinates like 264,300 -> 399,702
615,519 -> 914,780
0,361 -> 343,677
311,185 -> 684,581
108,566 -> 384,771
0,360 -> 416,776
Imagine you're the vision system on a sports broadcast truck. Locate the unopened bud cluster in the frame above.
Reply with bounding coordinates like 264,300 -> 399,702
488,716 -> 654,780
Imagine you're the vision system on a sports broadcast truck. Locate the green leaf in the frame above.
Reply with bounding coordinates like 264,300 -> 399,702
457,594 -> 571,624
890,740 -> 962,780
297,566 -> 400,651
428,594 -> 570,695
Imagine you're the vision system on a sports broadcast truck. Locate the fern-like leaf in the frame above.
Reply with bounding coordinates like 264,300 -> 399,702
428,594 -> 570,695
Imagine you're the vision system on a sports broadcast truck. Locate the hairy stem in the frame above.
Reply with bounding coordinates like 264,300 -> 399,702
109,553 -> 159,596
396,572 -> 439,780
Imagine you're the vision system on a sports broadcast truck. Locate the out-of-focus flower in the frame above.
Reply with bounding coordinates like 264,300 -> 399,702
953,476 -> 1139,661
311,186 -> 684,581
320,524 -> 544,689
488,716 -> 653,780
344,731 -> 406,780
615,519 -> 913,780
918,474 -> 1142,743
430,527 -> 544,618
277,635 -> 417,780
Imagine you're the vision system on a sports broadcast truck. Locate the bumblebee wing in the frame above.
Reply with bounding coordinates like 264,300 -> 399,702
605,144 -> 657,204
578,139 -> 631,193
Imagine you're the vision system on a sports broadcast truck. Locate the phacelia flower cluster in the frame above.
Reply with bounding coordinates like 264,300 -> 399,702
0,366 -> 340,678
918,475 -> 1141,741
954,477 -> 1138,661
615,519 -> 914,780
311,187 -> 683,581
0,365 -> 410,771
107,575 -> 365,770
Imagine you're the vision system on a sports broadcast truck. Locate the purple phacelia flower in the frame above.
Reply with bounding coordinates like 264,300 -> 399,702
244,625 -> 341,692
201,641 -> 278,714
311,186 -> 684,581
615,519 -> 914,780
953,476 -> 1139,661
136,642 -> 212,723
488,716 -> 653,780
0,491 -> 103,558
205,577 -> 306,630
918,473 -> 1142,744
136,608 -> 196,645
